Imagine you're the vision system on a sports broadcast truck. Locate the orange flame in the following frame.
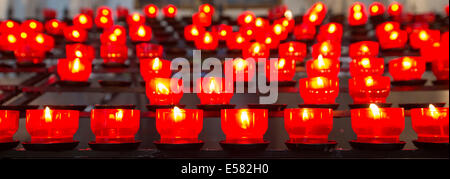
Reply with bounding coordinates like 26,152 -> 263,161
369,104 -> 381,120
44,107 -> 52,123
172,107 -> 185,122
157,82 -> 170,95
239,110 -> 250,129
152,58 -> 162,70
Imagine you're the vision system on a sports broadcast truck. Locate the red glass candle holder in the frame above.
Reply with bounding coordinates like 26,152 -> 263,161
312,41 -> 341,59
63,26 -> 88,42
369,2 -> 385,17
266,58 -> 296,81
136,43 -> 163,59
348,2 -> 368,26
91,108 -> 140,143
388,2 -> 403,17
0,20 -> 19,33
57,58 -> 92,82
163,4 -> 177,18
351,105 -> 404,143
317,23 -> 343,43
411,105 -> 449,143
196,77 -> 234,105
306,55 -> 340,78
184,24 -> 205,41
375,21 -> 400,38
349,57 -> 385,77
279,42 -> 307,61
232,58 -> 256,82
195,31 -> 218,50
212,24 -> 232,41
66,43 -> 95,62
226,32 -> 249,50
144,4 -> 158,18
243,42 -> 269,59
127,13 -> 145,26
237,11 -> 255,27
97,6 -> 112,17
299,77 -> 339,104
221,109 -> 268,144
275,17 -> 295,32
239,26 -> 256,40
271,23 -> 288,40
0,33 -> 20,51
349,41 -> 379,58
349,76 -> 391,104
409,29 -> 440,49
294,23 -> 316,40
45,19 -> 66,35
21,20 -> 43,32
253,17 -> 269,30
73,13 -> 93,29
32,33 -> 54,52
140,57 -> 171,81
432,58 -> 449,81
193,12 -> 212,27
421,42 -> 442,62
14,44 -> 46,64
303,12 -> 325,26
441,32 -> 449,60
0,110 -> 20,143
95,15 -> 114,29
146,78 -> 183,105
284,108 -> 333,143
389,57 -> 425,81
26,107 -> 79,143
156,107 -> 203,144
257,32 -> 280,50
378,30 -> 407,49
100,29 -> 126,45
199,3 -> 214,16
100,44 -> 128,64
129,25 -> 152,42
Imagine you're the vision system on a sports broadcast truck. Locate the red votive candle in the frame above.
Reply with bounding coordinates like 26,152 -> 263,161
378,29 -> 407,49
26,107 -> 79,143
195,31 -> 218,50
253,17 -> 269,30
184,24 -> 205,41
212,24 -> 232,41
66,43 -> 95,62
294,23 -> 317,41
389,57 -> 425,81
146,78 -> 183,105
95,15 -> 114,29
239,26 -> 256,40
144,4 -> 158,18
100,27 -> 127,45
22,20 -> 43,32
14,44 -> 46,64
196,77 -> 234,105
233,58 -> 256,82
411,105 -> 449,143
73,13 -> 93,29
91,108 -> 140,143
136,43 -> 163,59
140,57 -> 172,81
199,3 -> 214,16
375,21 -> 400,38
0,110 -> 20,143
45,19 -> 66,35
100,44 -> 128,64
351,104 -> 404,143
226,32 -> 249,50
306,55 -> 340,78
271,23 -> 288,40
348,2 -> 368,26
349,41 -> 379,58
266,58 -> 296,81
243,42 -> 269,59
257,32 -> 280,50
156,107 -> 203,144
349,57 -> 385,77
129,25 -> 152,42
57,58 -> 92,82
409,29 -> 440,49
279,41 -> 307,62
317,23 -> 343,43
127,13 -> 145,26
63,26 -> 88,42
388,2 -> 403,17
221,109 -> 268,144
369,2 -> 385,17
299,77 -> 339,104
275,17 -> 295,33
237,11 -> 255,27
420,42 -> 441,62
284,108 -> 333,143
0,20 -> 19,33
312,41 -> 341,59
163,4 -> 177,18
349,76 -> 391,104
0,33 -> 19,51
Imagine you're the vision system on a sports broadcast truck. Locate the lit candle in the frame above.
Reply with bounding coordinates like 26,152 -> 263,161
257,32 -> 280,49
140,57 -> 172,81
233,58 -> 255,82
306,55 -> 340,78
226,32 -> 249,50
349,76 -> 391,104
312,41 -> 341,59
279,41 -> 307,61
32,33 -> 54,52
293,23 -> 317,41
146,78 -> 183,105
73,13 -> 93,29
65,43 -> 95,62
378,29 -> 407,49
299,77 -> 339,104
194,31 -> 218,50
91,107 -> 140,143
411,105 -> 449,143
196,77 -> 234,105
129,25 -> 152,42
0,109 -> 20,143
351,104 -> 405,143
127,12 -> 145,26
45,19 -> 66,35
26,107 -> 79,143
144,4 -> 158,18
21,20 -> 43,32
237,11 -> 255,26
253,17 -> 269,30
156,107 -> 203,144
271,23 -> 288,40
199,3 -> 214,16
221,109 -> 268,144
369,2 -> 385,17
95,15 -> 114,29
184,24 -> 205,41
163,4 -> 177,18
348,2 -> 368,26
409,29 -> 440,49
100,26 -> 127,45
275,17 -> 295,32
57,58 -> 92,82
349,57 -> 385,77
100,44 -> 128,64
284,108 -> 333,143
243,42 -> 269,59
0,33 -> 19,51
375,21 -> 400,38
388,2 -> 403,17
63,26 -> 88,42
212,24 -> 232,41
349,41 -> 379,58
266,58 -> 296,82
317,23 -> 343,43
389,57 -> 425,81
239,26 -> 256,40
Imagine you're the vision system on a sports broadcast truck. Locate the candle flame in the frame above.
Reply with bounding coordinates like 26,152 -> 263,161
132,14 -> 140,22
70,58 -> 84,73
204,34 -> 212,43
255,18 -> 263,27
317,55 -> 326,69
7,34 -> 16,43
149,6 -> 156,14
253,45 -> 261,53
109,34 -> 117,42
79,15 -> 87,24
302,109 -> 310,121
152,58 -> 162,70
52,21 -> 59,28
321,42 -> 330,53
353,12 -> 363,20
102,9 -> 109,16
389,31 -> 399,40
220,30 -> 227,36
371,5 -> 379,13
278,58 -> 286,69
419,30 -> 429,41
235,59 -> 246,71
172,107 -> 185,122
284,10 -> 293,20
369,103 -> 381,120
236,36 -> 244,43
157,83 -> 170,95
402,57 -> 413,70
365,76 -> 374,87
21,32 -> 27,39
309,13 -> 318,22
44,107 -> 52,123
240,111 -> 250,129
328,24 -> 336,33
114,28 -> 122,36
314,4 -> 323,12
265,37 -> 272,44
168,7 -> 175,14
391,4 -> 399,12
115,109 -> 123,122
429,104 -> 440,119
137,26 -> 146,37
312,77 -> 325,89
29,22 -> 37,29
361,58 -> 371,68
274,24 -> 283,35
100,16 -> 108,24
288,45 -> 294,53
353,4 -> 362,12
191,28 -> 199,36
384,23 -> 394,32
203,5 -> 211,13
244,15 -> 253,24
282,19 -> 289,27
6,21 -> 14,28
208,78 -> 219,93
72,30 -> 80,38
361,45 -> 369,53
75,50 -> 83,58
35,35 -> 44,44
246,29 -> 253,36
